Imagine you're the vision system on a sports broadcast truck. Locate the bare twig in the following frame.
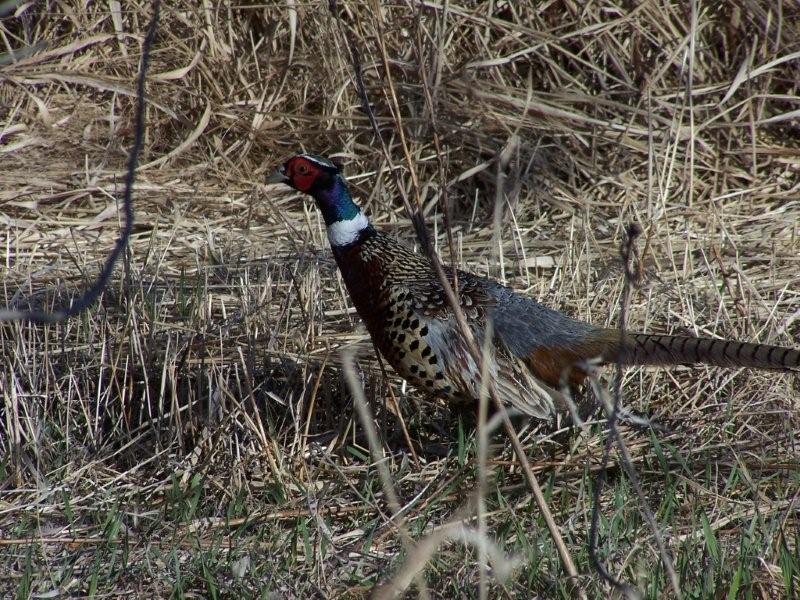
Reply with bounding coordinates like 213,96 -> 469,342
341,351 -> 427,598
0,0 -> 161,323
333,3 -> 584,594
588,224 -> 681,599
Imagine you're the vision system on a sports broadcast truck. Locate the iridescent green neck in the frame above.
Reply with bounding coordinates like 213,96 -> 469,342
313,175 -> 374,247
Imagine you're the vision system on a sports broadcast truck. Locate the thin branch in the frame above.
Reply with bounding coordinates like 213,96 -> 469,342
588,223 -> 681,599
333,3 -> 584,594
0,0 -> 160,323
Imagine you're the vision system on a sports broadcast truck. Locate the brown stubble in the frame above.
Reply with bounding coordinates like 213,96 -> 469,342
1,0 -> 799,597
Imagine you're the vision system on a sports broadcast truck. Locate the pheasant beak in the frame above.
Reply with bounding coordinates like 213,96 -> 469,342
266,166 -> 289,185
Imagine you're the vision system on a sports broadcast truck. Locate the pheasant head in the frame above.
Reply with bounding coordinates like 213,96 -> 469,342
268,154 -> 373,247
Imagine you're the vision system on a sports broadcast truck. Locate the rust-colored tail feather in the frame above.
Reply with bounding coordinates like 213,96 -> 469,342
605,330 -> 800,370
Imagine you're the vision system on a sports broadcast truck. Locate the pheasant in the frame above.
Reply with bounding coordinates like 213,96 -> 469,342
268,153 -> 799,421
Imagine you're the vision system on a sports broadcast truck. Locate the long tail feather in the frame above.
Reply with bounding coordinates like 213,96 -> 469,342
606,331 -> 800,370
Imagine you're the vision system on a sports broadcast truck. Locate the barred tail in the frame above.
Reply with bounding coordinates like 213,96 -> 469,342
613,332 -> 800,370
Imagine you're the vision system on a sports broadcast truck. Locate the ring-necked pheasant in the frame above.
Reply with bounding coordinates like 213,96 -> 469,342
268,154 -> 799,421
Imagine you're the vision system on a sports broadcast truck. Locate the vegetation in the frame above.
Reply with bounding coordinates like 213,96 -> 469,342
1,1 -> 798,597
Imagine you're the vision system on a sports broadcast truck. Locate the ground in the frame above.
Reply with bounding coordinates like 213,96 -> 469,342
1,1 -> 799,598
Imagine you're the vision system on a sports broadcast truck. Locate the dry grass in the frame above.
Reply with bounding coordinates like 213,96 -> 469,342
2,1 -> 799,597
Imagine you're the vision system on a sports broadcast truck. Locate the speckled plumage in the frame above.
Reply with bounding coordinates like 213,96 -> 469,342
332,231 -> 587,418
270,154 -> 800,422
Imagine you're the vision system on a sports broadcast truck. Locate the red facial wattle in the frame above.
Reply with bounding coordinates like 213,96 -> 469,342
286,158 -> 319,192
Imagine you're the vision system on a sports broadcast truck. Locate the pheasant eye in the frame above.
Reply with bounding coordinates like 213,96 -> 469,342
297,163 -> 309,174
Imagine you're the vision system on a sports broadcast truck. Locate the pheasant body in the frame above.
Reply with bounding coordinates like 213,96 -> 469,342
270,154 -> 799,421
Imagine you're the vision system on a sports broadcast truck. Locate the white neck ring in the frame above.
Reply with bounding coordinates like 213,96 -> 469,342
327,211 -> 370,247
